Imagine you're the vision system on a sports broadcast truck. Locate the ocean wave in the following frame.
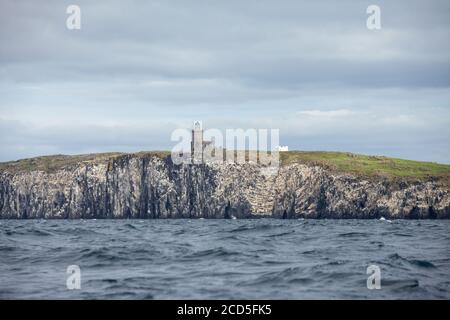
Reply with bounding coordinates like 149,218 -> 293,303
0,219 -> 448,299
338,232 -> 369,238
229,223 -> 283,233
388,253 -> 437,269
264,230 -> 296,238
183,247 -> 240,259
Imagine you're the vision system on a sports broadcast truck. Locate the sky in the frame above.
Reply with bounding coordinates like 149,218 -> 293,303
1,0 -> 450,163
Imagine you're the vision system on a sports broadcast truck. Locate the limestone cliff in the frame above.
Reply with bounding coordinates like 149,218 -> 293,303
0,153 -> 449,219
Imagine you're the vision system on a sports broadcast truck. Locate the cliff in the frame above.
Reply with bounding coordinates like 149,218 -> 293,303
0,151 -> 449,219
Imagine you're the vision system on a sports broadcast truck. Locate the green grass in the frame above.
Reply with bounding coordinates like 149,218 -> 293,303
1,150 -> 449,186
280,151 -> 450,185
0,151 -> 170,174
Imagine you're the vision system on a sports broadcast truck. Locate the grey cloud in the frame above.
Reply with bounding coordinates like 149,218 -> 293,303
1,0 -> 449,87
0,0 -> 449,162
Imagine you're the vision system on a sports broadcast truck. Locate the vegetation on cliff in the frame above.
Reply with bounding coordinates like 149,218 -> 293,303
280,151 -> 450,186
1,150 -> 449,186
1,151 -> 449,219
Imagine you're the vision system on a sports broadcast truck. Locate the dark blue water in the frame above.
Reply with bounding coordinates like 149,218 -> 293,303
0,219 -> 449,299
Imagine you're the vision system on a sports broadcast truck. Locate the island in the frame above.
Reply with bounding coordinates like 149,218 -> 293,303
0,151 -> 449,219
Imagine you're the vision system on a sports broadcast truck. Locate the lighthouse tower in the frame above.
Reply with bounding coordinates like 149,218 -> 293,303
191,121 -> 204,163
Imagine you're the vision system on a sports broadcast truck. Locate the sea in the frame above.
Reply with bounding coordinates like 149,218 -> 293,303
0,219 -> 449,299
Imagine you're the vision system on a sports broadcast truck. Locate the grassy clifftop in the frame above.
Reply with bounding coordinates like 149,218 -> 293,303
0,151 -> 170,174
1,150 -> 449,186
281,151 -> 450,185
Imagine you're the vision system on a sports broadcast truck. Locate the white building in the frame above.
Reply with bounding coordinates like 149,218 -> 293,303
276,145 -> 289,152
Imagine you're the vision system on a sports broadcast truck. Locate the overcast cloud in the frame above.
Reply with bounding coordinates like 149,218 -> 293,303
1,0 -> 449,163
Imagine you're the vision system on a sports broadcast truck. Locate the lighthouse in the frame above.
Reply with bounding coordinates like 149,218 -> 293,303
191,121 -> 204,163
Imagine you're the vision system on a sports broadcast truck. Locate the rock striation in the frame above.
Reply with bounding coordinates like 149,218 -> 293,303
0,154 -> 449,219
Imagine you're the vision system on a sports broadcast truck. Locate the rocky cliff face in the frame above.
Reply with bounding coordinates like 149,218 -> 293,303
0,154 -> 449,219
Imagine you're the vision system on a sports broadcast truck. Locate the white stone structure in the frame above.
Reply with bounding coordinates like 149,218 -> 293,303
276,145 -> 289,152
